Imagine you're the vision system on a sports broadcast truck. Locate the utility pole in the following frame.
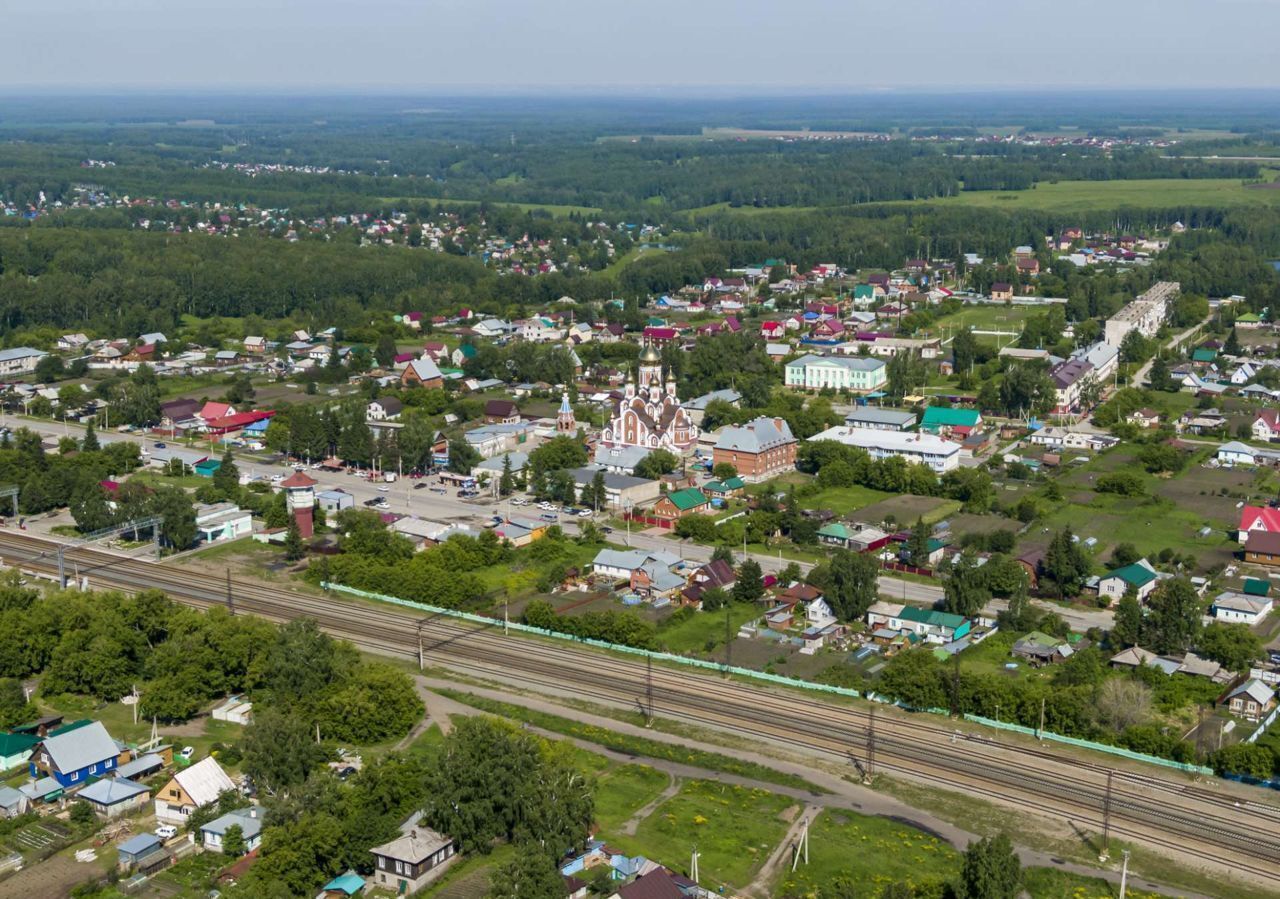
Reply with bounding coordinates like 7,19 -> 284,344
1119,849 -> 1131,899
1038,697 -> 1046,740
1101,770 -> 1114,860
791,817 -> 810,871
724,607 -> 732,674
645,653 -> 654,726
866,704 -> 876,782
690,847 -> 700,885
416,619 -> 426,671
226,569 -> 234,616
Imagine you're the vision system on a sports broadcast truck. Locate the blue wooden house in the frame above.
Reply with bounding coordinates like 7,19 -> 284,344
29,721 -> 120,788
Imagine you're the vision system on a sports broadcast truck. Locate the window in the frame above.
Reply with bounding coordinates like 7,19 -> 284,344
70,772 -> 79,782
90,765 -> 98,774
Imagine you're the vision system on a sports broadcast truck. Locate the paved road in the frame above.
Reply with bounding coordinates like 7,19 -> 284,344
5,414 -> 1113,627
1132,314 -> 1212,387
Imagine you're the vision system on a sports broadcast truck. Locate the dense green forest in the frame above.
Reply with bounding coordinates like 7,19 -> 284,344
0,94 -> 1279,340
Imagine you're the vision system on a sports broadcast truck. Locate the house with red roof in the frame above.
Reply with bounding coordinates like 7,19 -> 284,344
199,402 -> 235,422
205,410 -> 275,435
760,321 -> 785,339
1252,410 -> 1280,443
641,326 -> 678,345
1239,504 -> 1280,543
810,319 -> 845,339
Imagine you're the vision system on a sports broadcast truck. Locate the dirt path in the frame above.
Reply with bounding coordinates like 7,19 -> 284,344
395,680 -> 454,750
422,677 -> 1213,899
619,772 -> 679,836
742,804 -> 822,899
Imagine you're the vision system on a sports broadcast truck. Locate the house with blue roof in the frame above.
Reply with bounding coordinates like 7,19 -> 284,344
319,870 -> 367,897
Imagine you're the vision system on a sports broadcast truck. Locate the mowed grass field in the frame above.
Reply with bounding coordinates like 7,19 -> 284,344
932,304 -> 1036,335
897,177 -> 1280,213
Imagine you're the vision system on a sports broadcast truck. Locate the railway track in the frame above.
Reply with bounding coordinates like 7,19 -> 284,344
2,532 -> 1278,887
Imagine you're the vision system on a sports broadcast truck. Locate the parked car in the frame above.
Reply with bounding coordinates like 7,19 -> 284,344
363,498 -> 381,507
179,746 -> 195,760
155,825 -> 178,841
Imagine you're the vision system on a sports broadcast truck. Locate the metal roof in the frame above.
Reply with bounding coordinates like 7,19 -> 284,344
40,720 -> 118,774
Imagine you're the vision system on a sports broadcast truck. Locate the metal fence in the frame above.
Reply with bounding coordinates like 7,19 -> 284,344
326,581 -> 1218,776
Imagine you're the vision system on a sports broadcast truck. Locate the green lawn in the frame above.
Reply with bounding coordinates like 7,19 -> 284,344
1022,866 -> 1164,899
892,177 -> 1280,213
799,485 -> 894,516
775,809 -> 957,898
657,604 -> 759,654
594,764 -> 672,833
607,780 -> 795,890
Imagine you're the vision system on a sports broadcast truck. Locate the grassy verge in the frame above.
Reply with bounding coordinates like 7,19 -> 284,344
872,775 -> 1270,899
435,688 -> 828,794
776,808 -> 956,897
605,779 -> 794,890
1022,867 -> 1163,899
594,764 -> 673,832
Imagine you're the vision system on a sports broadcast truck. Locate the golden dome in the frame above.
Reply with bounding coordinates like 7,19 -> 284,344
639,344 -> 661,363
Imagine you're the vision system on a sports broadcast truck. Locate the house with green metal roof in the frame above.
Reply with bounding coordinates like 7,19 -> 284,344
319,870 -> 367,897
1236,312 -> 1263,327
893,605 -> 971,644
1097,560 -> 1159,604
703,476 -> 745,498
653,487 -> 710,521
920,406 -> 982,435
1191,347 -> 1218,363
853,284 -> 876,302
1243,577 -> 1271,597
0,732 -> 39,771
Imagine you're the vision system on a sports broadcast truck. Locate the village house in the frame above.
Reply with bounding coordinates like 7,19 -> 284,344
843,407 -> 917,431
29,720 -> 120,787
367,397 -> 404,422
1211,591 -> 1274,626
77,778 -> 151,819
1244,530 -> 1280,568
484,399 -> 521,424
808,425 -> 962,473
155,757 -> 236,824
1096,560 -> 1159,604
401,358 -> 444,390
1253,410 -> 1280,443
201,806 -> 264,854
370,828 -> 458,895
651,487 -> 711,522
1238,504 -> 1280,543
1222,679 -> 1277,720
866,604 -> 971,645
1011,631 -> 1076,667
990,282 -> 1014,301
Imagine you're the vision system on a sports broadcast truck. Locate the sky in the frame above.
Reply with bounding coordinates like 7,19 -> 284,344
8,0 -> 1280,92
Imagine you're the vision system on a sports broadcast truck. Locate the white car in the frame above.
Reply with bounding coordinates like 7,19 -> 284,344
155,825 -> 178,841
376,486 -> 389,493
179,746 -> 195,760
511,498 -> 527,506
577,509 -> 593,517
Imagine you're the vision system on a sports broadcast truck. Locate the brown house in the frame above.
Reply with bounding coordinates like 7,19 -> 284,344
484,399 -> 520,424
370,828 -> 458,895
652,487 -> 710,521
1244,530 -> 1280,567
991,282 -> 1014,301
711,417 -> 797,482
1016,549 -> 1044,590
401,358 -> 443,390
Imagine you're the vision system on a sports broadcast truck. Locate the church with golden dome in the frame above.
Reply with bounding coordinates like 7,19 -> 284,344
600,344 -> 698,453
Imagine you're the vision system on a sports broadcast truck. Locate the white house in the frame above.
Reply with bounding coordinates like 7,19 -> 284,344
1253,410 -> 1280,443
805,598 -> 836,629
201,807 -> 263,854
195,503 -> 253,544
1217,441 -> 1257,467
591,548 -> 680,580
367,397 -> 404,421
1211,592 -> 1274,626
1096,560 -> 1159,604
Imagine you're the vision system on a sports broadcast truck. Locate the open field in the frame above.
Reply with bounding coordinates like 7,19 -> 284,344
858,496 -> 961,528
606,780 -> 795,890
798,484 -> 893,516
594,764 -> 673,833
775,808 -> 955,898
898,177 -> 1280,212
